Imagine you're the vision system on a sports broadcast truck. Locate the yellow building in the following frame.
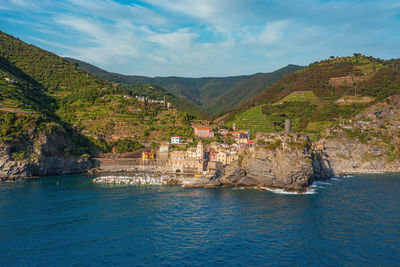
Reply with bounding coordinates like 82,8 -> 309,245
142,152 -> 154,160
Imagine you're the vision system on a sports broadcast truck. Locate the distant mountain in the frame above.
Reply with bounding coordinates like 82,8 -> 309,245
64,57 -> 303,115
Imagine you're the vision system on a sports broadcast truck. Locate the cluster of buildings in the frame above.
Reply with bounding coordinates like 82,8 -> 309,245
137,125 -> 254,174
171,126 -> 252,144
218,129 -> 252,144
135,95 -> 172,109
153,140 -> 242,174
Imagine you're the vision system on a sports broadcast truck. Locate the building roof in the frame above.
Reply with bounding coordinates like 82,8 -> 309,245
194,127 -> 213,130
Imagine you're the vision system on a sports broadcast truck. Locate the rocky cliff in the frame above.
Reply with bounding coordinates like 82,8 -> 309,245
0,125 -> 92,181
216,145 -> 333,192
323,96 -> 400,175
324,138 -> 400,175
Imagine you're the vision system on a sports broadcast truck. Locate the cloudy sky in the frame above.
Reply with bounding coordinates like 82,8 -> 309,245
1,0 -> 399,77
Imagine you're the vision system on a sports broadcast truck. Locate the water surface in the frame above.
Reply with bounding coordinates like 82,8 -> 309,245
0,174 -> 399,266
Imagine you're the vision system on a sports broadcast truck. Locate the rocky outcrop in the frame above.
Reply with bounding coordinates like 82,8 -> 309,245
324,138 -> 400,175
192,145 -> 332,192
323,98 -> 400,175
0,126 -> 92,181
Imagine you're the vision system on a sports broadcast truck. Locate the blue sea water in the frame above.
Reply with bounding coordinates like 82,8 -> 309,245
0,174 -> 399,266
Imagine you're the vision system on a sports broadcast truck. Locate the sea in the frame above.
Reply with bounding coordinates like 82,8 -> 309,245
0,174 -> 399,266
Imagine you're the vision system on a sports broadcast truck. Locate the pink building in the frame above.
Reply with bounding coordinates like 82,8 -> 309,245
194,127 -> 214,139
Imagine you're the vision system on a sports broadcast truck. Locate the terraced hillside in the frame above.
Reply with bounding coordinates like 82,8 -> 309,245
227,91 -> 320,137
0,31 -> 195,158
227,55 -> 400,139
226,106 -> 272,137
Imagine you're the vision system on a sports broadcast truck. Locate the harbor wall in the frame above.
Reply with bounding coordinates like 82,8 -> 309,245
93,158 -> 169,173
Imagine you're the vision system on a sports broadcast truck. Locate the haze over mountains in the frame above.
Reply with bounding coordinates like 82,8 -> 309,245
64,57 -> 302,115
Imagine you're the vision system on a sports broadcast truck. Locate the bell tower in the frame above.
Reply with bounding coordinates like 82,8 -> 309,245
196,140 -> 204,160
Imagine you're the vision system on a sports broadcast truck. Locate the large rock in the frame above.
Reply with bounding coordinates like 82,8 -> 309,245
219,145 -> 333,192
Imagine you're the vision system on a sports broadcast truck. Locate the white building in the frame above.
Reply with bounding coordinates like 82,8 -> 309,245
171,136 -> 182,144
159,145 -> 170,153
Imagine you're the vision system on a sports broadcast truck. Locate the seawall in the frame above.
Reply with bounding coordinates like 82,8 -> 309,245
93,158 -> 169,173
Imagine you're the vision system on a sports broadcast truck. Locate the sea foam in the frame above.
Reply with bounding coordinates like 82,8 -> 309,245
261,187 -> 317,195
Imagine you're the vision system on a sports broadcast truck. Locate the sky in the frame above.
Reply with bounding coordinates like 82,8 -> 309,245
0,0 -> 400,77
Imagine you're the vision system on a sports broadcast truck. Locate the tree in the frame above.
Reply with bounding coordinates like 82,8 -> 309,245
151,142 -> 159,150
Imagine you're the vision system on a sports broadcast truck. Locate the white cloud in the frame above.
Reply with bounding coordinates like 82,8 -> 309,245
252,20 -> 291,46
2,0 -> 400,76
147,28 -> 198,49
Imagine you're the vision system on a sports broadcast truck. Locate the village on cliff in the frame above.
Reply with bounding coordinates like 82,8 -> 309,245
95,101 -> 314,177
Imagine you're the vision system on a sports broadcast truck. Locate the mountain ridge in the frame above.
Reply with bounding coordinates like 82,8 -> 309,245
64,57 -> 303,115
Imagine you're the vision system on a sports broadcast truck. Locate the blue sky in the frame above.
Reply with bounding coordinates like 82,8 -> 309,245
0,0 -> 399,77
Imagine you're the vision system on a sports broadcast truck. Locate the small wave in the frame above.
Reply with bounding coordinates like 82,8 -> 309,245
312,181 -> 332,187
331,177 -> 340,181
232,187 -> 257,190
261,187 -> 317,195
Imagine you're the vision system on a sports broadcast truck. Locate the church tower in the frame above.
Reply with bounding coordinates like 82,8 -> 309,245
196,140 -> 204,160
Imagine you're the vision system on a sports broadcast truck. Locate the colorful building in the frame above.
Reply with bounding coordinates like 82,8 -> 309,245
142,152 -> 154,160
217,151 -> 228,165
247,140 -> 256,146
229,130 -> 250,139
194,127 -> 214,139
209,149 -> 217,162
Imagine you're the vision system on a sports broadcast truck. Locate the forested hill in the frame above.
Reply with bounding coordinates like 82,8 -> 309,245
0,30 -> 200,159
64,57 -> 302,115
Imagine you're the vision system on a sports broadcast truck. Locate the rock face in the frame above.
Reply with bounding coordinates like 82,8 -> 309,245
324,138 -> 400,175
218,146 -> 333,192
0,128 -> 92,181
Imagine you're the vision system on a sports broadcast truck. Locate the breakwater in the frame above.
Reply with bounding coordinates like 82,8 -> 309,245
92,173 -> 180,185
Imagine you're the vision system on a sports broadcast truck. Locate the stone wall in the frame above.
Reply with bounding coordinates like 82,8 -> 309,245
93,158 -> 169,173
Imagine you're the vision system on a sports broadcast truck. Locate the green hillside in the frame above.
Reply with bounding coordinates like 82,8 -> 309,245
228,55 -> 400,139
0,31 -> 196,159
0,53 -> 95,159
64,57 -> 302,115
